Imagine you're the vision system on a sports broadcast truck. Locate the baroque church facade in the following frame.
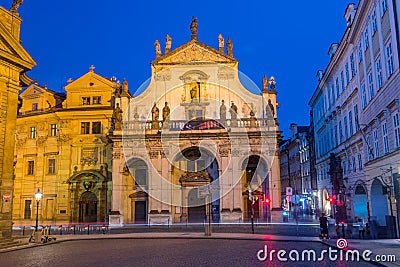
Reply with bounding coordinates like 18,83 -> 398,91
109,20 -> 282,225
13,19 -> 282,226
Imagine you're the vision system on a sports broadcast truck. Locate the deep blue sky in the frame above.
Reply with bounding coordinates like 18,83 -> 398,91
13,0 -> 350,137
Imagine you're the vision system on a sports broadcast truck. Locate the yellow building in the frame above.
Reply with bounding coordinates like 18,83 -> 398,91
13,67 -> 124,225
0,3 -> 35,240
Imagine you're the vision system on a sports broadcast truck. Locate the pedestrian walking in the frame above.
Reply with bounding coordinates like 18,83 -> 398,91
319,213 -> 329,239
358,220 -> 365,239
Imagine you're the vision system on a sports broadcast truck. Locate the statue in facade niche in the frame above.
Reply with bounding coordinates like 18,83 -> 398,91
152,103 -> 159,121
154,40 -> 161,58
10,0 -> 23,12
165,34 -> 172,54
190,84 -> 198,100
112,103 -> 123,130
218,34 -> 224,52
226,38 -> 233,57
162,102 -> 170,122
220,100 -> 226,121
190,17 -> 198,40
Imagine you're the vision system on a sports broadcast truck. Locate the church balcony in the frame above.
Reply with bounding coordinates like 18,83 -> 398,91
122,118 -> 274,134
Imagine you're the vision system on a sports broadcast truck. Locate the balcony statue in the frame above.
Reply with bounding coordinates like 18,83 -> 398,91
220,100 -> 226,122
162,102 -> 170,122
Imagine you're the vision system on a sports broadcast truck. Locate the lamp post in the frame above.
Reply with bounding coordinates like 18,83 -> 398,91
34,188 -> 42,234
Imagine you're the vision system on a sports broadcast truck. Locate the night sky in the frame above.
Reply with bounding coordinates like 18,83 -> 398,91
13,0 -> 350,137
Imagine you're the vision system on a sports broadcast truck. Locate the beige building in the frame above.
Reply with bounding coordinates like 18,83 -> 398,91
0,4 -> 35,240
13,68 -> 122,225
109,22 -> 282,225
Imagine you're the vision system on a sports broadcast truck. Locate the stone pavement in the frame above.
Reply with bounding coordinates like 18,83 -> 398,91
1,232 -> 399,267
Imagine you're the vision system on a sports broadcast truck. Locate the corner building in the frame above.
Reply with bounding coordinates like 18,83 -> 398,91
110,28 -> 282,225
309,1 -> 400,237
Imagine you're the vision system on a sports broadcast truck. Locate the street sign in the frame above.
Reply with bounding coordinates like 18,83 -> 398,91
286,187 -> 293,196
292,194 -> 300,204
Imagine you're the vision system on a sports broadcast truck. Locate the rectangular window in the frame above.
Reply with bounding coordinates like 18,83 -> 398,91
354,105 -> 360,131
358,154 -> 363,170
32,103 -> 38,111
393,112 -> 400,148
358,43 -> 363,63
352,157 -> 356,172
373,130 -> 379,158
368,71 -> 374,101
331,85 -> 335,103
381,0 -> 388,15
366,135 -> 373,160
386,43 -> 394,77
335,78 -> 340,97
24,200 -> 32,219
48,159 -> 56,174
361,83 -> 367,108
92,121 -> 102,134
92,96 -> 102,104
81,122 -> 90,134
376,59 -> 383,89
364,28 -> 369,49
50,124 -> 58,136
343,161 -> 347,175
339,121 -> 343,143
349,111 -> 354,136
371,10 -> 377,33
27,160 -> 34,175
382,122 -> 390,153
340,71 -> 345,91
345,63 -> 350,84
30,127 -> 37,139
350,54 -> 356,77
344,117 -> 348,140
82,97 -> 91,105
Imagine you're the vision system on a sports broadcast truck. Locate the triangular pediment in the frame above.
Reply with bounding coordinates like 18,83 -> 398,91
152,40 -> 237,67
0,21 -> 36,70
20,84 -> 47,99
65,70 -> 116,91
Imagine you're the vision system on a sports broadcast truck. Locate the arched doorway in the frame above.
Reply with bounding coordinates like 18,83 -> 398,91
353,184 -> 368,222
241,155 -> 269,221
173,146 -> 220,223
68,171 -> 108,223
371,179 -> 389,226
79,191 -> 98,223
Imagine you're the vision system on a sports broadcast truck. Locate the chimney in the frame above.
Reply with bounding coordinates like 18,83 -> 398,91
290,123 -> 298,139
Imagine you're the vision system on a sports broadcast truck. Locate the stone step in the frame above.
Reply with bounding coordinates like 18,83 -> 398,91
0,239 -> 25,249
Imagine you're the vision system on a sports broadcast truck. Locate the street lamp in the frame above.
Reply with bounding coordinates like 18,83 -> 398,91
34,188 -> 42,232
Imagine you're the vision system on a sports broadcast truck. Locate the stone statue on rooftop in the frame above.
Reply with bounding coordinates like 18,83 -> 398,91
190,17 -> 198,40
